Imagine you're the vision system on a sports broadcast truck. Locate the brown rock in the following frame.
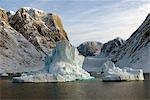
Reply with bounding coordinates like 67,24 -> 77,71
0,8 -> 9,24
10,7 -> 69,54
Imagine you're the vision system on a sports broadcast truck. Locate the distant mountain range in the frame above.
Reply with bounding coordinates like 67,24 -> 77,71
77,41 -> 103,56
78,14 -> 150,73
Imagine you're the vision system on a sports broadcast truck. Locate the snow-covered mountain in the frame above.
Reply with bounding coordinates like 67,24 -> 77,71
0,19 -> 44,73
0,7 -> 69,73
112,14 -> 150,73
97,37 -> 125,58
9,7 -> 69,54
77,41 -> 103,56
82,38 -> 124,72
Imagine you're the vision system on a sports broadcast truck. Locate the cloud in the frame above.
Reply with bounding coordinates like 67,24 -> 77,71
63,1 -> 150,46
37,0 -> 53,1
1,0 -> 149,46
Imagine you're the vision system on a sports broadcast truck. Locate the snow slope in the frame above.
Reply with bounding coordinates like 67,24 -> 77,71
112,14 -> 150,73
0,21 -> 44,73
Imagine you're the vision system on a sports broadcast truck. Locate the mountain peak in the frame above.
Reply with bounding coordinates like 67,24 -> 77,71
0,7 -> 70,73
9,7 -> 69,54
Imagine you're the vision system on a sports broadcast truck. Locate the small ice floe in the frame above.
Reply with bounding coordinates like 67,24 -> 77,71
100,61 -> 144,82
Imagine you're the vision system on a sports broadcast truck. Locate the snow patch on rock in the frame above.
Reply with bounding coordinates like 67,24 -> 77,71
77,41 -> 103,57
97,37 -> 125,58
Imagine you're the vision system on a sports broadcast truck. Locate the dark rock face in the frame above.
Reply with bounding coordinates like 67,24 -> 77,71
77,41 -> 103,57
112,14 -> 150,73
9,7 -> 69,54
100,37 -> 125,58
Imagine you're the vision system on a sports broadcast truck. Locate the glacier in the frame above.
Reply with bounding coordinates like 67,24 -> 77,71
100,61 -> 144,81
13,41 -> 94,82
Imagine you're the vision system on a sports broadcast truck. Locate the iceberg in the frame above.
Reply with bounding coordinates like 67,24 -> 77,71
100,61 -> 144,81
13,41 -> 93,82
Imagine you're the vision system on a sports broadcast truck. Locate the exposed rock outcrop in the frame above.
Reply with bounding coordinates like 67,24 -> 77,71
0,7 -> 70,73
77,41 -> 103,56
9,7 -> 69,54
112,14 -> 150,73
0,8 -> 9,24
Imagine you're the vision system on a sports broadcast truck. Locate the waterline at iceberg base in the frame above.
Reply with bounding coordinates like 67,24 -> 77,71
13,41 -> 94,82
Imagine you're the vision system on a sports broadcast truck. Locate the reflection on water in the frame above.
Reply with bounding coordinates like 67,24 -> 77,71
1,74 -> 150,100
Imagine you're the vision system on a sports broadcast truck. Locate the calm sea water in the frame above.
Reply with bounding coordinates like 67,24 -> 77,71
1,74 -> 150,100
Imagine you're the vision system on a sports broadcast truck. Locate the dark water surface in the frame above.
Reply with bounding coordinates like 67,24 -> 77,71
0,74 -> 150,100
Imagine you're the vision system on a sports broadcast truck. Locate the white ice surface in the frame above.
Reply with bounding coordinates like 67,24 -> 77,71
101,61 -> 144,81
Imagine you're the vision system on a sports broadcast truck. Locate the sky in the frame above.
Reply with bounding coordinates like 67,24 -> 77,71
0,0 -> 150,46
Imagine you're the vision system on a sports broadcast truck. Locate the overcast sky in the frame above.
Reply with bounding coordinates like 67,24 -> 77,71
0,0 -> 150,46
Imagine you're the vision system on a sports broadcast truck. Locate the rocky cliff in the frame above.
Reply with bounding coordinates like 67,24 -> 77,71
9,7 -> 69,54
0,8 -> 9,24
0,7 -> 69,73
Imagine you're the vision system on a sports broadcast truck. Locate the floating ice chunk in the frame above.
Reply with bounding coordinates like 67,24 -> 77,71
13,41 -> 93,83
1,73 -> 8,77
0,69 -> 8,77
101,61 -> 144,81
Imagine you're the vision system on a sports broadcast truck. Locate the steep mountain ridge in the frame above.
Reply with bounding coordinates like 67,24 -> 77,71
98,37 -> 125,58
112,14 -> 150,73
0,7 -> 70,73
